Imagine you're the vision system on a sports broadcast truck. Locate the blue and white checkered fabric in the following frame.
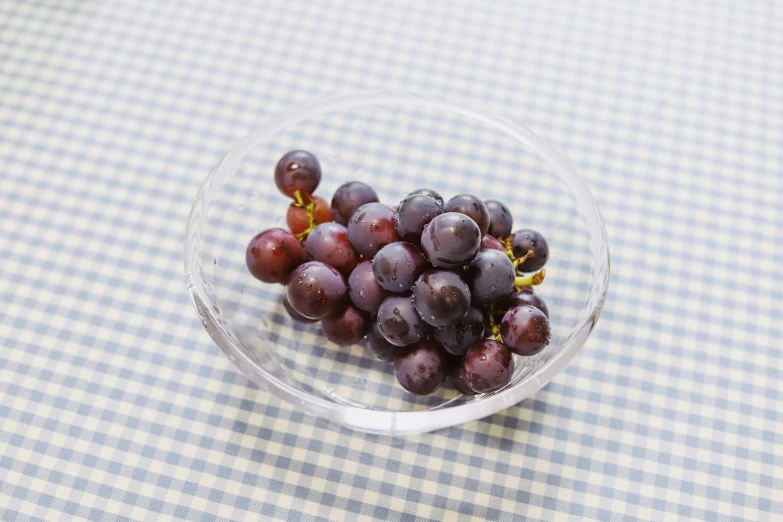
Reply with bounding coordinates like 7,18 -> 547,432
1,1 -> 781,520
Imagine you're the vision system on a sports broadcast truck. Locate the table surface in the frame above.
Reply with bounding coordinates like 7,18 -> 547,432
1,1 -> 781,521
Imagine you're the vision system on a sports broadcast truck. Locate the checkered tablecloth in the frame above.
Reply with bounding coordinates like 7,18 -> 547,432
1,1 -> 781,520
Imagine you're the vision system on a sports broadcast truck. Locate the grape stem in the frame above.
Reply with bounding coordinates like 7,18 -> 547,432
515,269 -> 546,289
292,190 -> 317,242
487,304 -> 503,342
502,238 -> 534,271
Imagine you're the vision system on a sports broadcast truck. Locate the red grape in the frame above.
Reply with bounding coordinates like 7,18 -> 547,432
444,194 -> 490,235
420,212 -> 480,269
331,181 -> 379,225
305,222 -> 360,277
246,228 -> 307,284
347,260 -> 388,314
322,304 -> 370,347
394,193 -> 443,243
459,339 -> 514,393
412,269 -> 471,327
500,305 -> 550,356
510,229 -> 549,272
287,195 -> 332,235
274,150 -> 321,198
393,338 -> 447,395
377,295 -> 427,346
372,242 -> 427,293
347,202 -> 401,258
465,249 -> 515,305
485,200 -> 513,238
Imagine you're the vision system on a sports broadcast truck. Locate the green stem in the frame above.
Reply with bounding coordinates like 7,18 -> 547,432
515,268 -> 546,289
293,190 -> 317,242
487,304 -> 503,341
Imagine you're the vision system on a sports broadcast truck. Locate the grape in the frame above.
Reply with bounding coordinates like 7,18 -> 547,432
347,260 -> 388,314
500,305 -> 551,356
365,320 -> 399,363
372,242 -> 427,293
444,194 -> 490,235
510,229 -> 549,271
287,195 -> 332,235
412,269 -> 471,327
274,150 -> 321,198
331,181 -> 379,225
433,306 -> 485,356
394,194 -> 443,242
347,203 -> 401,258
408,188 -> 444,206
322,304 -> 370,347
305,222 -> 360,277
485,200 -> 513,238
420,212 -> 481,268
246,228 -> 308,284
465,249 -> 515,305
283,295 -> 318,323
377,295 -> 427,346
459,339 -> 514,393
393,338 -> 447,395
498,288 -> 549,318
480,234 -> 506,252
286,261 -> 347,320
449,363 -> 476,395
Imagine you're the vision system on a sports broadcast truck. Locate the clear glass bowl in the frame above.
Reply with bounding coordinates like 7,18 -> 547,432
184,91 -> 610,435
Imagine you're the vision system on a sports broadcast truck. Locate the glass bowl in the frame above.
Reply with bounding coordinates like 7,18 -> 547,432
184,91 -> 609,435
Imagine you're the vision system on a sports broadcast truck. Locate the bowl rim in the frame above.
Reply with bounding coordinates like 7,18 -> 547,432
184,90 -> 610,434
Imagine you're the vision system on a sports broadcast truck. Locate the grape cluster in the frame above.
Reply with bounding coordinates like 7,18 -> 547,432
246,150 -> 552,396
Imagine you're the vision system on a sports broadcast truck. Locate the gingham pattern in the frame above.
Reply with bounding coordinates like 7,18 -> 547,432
1,0 -> 781,520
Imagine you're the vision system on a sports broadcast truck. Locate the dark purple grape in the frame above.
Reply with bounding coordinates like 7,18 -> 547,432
500,305 -> 551,356
408,188 -> 444,206
444,194 -> 490,235
498,289 -> 549,318
376,295 -> 427,346
305,222 -> 360,277
347,203 -> 401,258
330,181 -> 379,225
465,249 -> 515,305
459,339 -> 514,393
393,338 -> 447,395
286,261 -> 347,320
347,260 -> 388,314
449,364 -> 476,395
365,320 -> 399,363
412,269 -> 471,327
510,229 -> 549,272
274,150 -> 321,198
283,295 -> 318,323
420,212 -> 481,268
246,228 -> 308,284
372,242 -> 427,293
480,234 -> 506,252
433,306 -> 485,356
287,195 -> 332,235
485,200 -> 513,238
394,194 -> 443,242
322,304 -> 370,347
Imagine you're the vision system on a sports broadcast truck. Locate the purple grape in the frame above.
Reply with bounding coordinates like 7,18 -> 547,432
449,364 -> 476,395
394,194 -> 443,243
444,194 -> 490,235
330,181 -> 379,225
305,222 -> 360,277
412,269 -> 471,327
347,260 -> 388,314
480,234 -> 506,252
322,304 -> 370,347
246,228 -> 308,284
485,200 -> 513,238
433,306 -> 485,356
283,295 -> 318,324
274,150 -> 321,198
420,212 -> 481,268
372,242 -> 427,293
498,289 -> 549,318
365,320 -> 399,363
500,305 -> 551,356
286,261 -> 347,320
408,188 -> 444,206
465,249 -> 515,305
393,338 -> 447,395
510,229 -> 549,272
376,295 -> 427,346
347,203 -> 401,258
459,339 -> 514,393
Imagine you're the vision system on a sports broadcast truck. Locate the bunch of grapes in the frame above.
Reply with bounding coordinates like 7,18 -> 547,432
246,150 -> 552,396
